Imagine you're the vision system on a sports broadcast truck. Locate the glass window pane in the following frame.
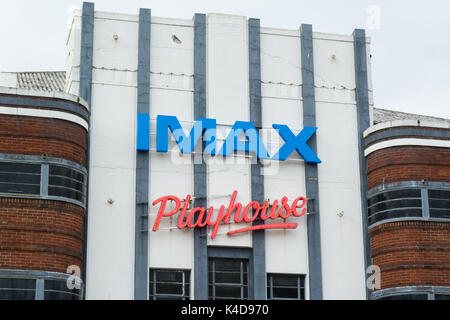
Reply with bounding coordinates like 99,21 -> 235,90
368,189 -> 421,207
0,278 -> 37,300
149,269 -> 190,300
273,287 -> 298,299
44,279 -> 80,296
0,277 -> 83,300
430,209 -> 450,219
44,291 -> 79,300
214,259 -> 242,272
49,166 -> 84,182
0,172 -> 40,184
0,289 -> 35,300
0,182 -> 40,195
155,283 -> 183,295
367,189 -> 424,225
49,176 -> 83,192
428,199 -> 450,209
208,258 -> 248,300
368,199 -> 422,215
0,162 -> 40,174
428,190 -> 450,200
272,274 -> 298,287
154,270 -> 183,283
215,271 -> 241,284
48,186 -> 83,202
214,285 -> 242,299
0,278 -> 36,290
267,274 -> 305,300
369,208 -> 422,225
48,165 -> 85,203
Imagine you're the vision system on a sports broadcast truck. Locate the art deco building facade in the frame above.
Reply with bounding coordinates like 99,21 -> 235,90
0,2 -> 448,300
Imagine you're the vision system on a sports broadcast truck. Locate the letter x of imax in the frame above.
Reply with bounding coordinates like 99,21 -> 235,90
137,114 -> 321,163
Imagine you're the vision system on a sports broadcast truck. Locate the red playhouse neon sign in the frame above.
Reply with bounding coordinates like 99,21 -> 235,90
152,190 -> 306,239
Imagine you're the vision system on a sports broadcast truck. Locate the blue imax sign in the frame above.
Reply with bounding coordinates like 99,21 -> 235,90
137,114 -> 321,163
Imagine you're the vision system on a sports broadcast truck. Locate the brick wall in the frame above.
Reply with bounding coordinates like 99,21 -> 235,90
0,114 -> 87,166
370,221 -> 450,288
367,146 -> 450,189
0,198 -> 84,273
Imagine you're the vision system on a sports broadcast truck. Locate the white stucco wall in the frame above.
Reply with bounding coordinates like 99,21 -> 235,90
260,27 -> 309,288
148,17 -> 195,279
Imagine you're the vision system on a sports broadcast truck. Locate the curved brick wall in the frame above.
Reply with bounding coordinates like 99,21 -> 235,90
0,198 -> 84,273
0,114 -> 87,166
365,124 -> 450,298
367,146 -> 450,190
0,92 -> 88,277
370,221 -> 450,289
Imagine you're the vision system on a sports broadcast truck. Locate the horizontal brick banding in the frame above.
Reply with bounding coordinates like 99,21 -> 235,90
0,114 -> 87,166
367,146 -> 450,189
0,198 -> 85,274
370,221 -> 450,289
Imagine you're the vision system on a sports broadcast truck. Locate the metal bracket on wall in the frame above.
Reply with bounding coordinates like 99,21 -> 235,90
307,198 -> 315,215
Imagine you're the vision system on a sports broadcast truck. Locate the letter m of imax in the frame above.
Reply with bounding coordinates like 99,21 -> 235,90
137,114 -> 321,163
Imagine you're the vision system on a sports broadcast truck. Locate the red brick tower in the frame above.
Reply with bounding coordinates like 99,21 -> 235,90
0,84 -> 88,300
364,114 -> 450,300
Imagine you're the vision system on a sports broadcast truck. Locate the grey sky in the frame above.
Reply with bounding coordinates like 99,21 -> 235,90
0,0 -> 449,118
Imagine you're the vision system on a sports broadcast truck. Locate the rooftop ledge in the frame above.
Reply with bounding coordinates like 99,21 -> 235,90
0,86 -> 89,111
69,9 -> 371,43
364,119 -> 450,138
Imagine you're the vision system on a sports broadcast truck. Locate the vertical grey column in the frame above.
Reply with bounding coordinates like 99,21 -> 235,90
134,8 -> 151,300
300,24 -> 323,300
249,18 -> 266,300
193,13 -> 208,300
353,29 -> 371,300
79,2 -> 94,106
79,1 -> 94,292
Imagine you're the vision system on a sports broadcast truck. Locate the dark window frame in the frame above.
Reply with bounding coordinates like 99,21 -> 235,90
149,269 -> 190,300
267,273 -> 306,300
208,258 -> 249,300
368,188 -> 422,223
367,182 -> 450,226
0,158 -> 87,207
0,274 -> 83,300
428,189 -> 450,219
0,162 -> 41,196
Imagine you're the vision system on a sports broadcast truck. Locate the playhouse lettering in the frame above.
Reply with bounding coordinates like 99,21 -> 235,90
151,190 -> 307,239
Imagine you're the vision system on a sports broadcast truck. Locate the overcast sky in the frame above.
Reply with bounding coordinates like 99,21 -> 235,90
0,0 -> 449,118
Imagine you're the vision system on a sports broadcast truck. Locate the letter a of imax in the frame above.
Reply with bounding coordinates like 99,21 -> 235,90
219,121 -> 270,159
137,114 -> 321,163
